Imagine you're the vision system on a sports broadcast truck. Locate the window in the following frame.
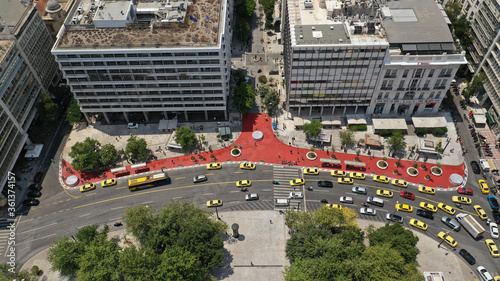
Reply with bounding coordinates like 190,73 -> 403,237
394,92 -> 400,100
403,70 -> 409,78
428,69 -> 435,77
430,92 -> 434,98
418,93 -> 424,99
414,68 -> 423,78
377,93 -> 382,100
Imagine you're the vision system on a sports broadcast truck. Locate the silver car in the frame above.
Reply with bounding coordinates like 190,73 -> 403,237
351,186 -> 367,195
360,208 -> 376,216
340,196 -> 353,204
193,175 -> 208,183
386,213 -> 404,223
245,193 -> 259,201
441,216 -> 461,231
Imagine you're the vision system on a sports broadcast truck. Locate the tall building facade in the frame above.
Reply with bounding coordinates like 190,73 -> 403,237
282,0 -> 466,117
463,0 -> 500,125
52,0 -> 232,123
0,1 -> 58,192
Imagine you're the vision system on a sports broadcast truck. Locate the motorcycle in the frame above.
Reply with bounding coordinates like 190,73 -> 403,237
306,186 -> 313,191
361,203 -> 369,207
272,180 -> 279,184
241,187 -> 248,192
320,199 -> 328,203
114,222 -> 123,227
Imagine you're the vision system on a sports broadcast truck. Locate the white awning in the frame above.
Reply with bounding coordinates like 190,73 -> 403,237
474,114 -> 487,124
24,144 -> 44,158
346,115 -> 367,125
372,118 -> 407,130
412,116 -> 447,128
321,116 -> 342,126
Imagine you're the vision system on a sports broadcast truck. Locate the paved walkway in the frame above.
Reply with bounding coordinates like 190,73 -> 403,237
20,212 -> 477,281
60,113 -> 465,190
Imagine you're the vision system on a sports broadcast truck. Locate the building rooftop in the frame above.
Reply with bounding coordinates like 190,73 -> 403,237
381,0 -> 454,45
0,39 -> 15,64
55,0 -> 222,49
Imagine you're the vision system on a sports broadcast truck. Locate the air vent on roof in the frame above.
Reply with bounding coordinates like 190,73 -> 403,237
312,26 -> 315,30
297,16 -> 301,20
299,34 -> 303,39
354,26 -> 362,34
339,39 -> 343,43
330,26 -> 334,30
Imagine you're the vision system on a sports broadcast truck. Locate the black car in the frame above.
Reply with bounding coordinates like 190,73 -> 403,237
459,249 -> 476,265
34,171 -> 44,183
27,191 -> 42,198
317,181 -> 333,188
416,209 -> 434,220
470,161 -> 481,174
492,211 -> 500,224
28,183 -> 42,191
23,199 -> 40,206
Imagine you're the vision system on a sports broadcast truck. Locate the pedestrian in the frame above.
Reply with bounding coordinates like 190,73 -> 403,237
270,220 -> 272,224
239,144 -> 242,149
251,262 -> 254,266
290,150 -> 293,154
278,153 -> 280,158
254,142 -> 257,146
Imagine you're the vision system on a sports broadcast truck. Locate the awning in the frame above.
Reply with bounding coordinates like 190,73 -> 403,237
372,118 -> 407,130
25,144 -> 44,158
346,115 -> 367,125
321,116 -> 342,126
486,113 -> 497,124
344,160 -> 366,167
320,158 -> 341,164
412,116 -> 447,128
473,114 -> 487,124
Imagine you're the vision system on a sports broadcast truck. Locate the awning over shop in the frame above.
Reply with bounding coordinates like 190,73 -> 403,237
219,126 -> 232,140
412,116 -> 447,128
293,117 -> 311,129
320,158 -> 341,164
486,113 -> 497,124
473,114 -> 487,124
321,116 -> 342,127
346,115 -> 367,125
25,144 -> 44,158
364,134 -> 383,147
344,160 -> 366,167
158,119 -> 178,131
372,118 -> 407,131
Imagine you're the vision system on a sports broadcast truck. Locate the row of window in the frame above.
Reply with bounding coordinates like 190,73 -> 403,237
75,90 -> 224,96
293,48 -> 386,54
71,83 -> 224,89
68,75 -> 222,82
377,91 -> 442,100
64,68 -> 222,75
81,103 -> 225,109
384,68 -> 453,79
56,52 -> 220,59
60,60 -> 221,67
78,97 -> 224,102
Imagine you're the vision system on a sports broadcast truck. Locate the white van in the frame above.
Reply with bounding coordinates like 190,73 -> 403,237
127,123 -> 139,129
480,159 -> 490,172
367,196 -> 384,207
274,198 -> 289,207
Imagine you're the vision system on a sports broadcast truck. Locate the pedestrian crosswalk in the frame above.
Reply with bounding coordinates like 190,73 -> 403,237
0,217 -> 17,257
272,166 -> 302,211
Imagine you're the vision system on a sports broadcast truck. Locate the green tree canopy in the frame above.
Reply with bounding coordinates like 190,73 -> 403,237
387,130 -> 407,153
234,20 -> 251,43
123,205 -> 156,243
463,72 -> 486,98
258,84 -> 272,98
0,264 -> 37,281
339,130 -> 355,146
232,82 -> 255,114
100,143 -> 118,167
368,222 -> 420,264
262,89 -> 280,114
66,99 -> 82,124
125,135 -> 148,161
40,92 -> 59,122
303,120 -> 322,139
235,0 -> 256,18
69,138 -> 102,171
175,126 -> 197,150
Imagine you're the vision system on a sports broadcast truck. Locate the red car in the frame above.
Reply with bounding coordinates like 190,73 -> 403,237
457,187 -> 473,196
400,191 -> 415,200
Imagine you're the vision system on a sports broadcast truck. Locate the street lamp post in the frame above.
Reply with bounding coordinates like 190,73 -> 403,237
437,229 -> 452,248
215,206 -> 220,220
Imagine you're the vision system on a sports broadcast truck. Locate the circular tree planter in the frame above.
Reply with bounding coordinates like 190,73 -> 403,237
407,167 -> 419,177
430,166 -> 442,176
199,155 -> 204,161
425,175 -> 431,180
231,148 -> 241,157
66,168 -> 72,173
210,154 -> 215,160
393,169 -> 399,175
330,154 -> 336,159
377,160 -> 388,170
306,152 -> 317,160
191,156 -> 196,162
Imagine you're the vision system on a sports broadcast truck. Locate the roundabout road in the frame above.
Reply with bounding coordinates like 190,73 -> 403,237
10,163 -> 499,275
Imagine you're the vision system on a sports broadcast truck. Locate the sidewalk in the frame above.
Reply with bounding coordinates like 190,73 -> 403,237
60,113 -> 465,190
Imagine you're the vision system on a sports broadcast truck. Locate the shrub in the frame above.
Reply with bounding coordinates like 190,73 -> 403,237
395,161 -> 401,167
310,147 -> 316,152
432,127 -> 448,136
331,154 -> 336,159
234,143 -> 238,148
408,168 -> 418,175
425,175 -> 431,180
210,154 -> 215,159
437,162 -> 442,168
199,155 -> 204,160
379,129 -> 392,137
355,157 -> 360,162
378,161 -> 387,168
258,75 -> 268,84
413,163 -> 418,168
420,164 -> 426,169
383,157 -> 388,161
415,128 -> 427,136
394,169 -> 399,175
191,156 -> 196,161
350,124 -> 367,131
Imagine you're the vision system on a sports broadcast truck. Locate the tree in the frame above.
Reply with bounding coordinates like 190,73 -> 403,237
66,99 -> 82,124
155,246 -> 207,281
262,89 -> 279,114
235,0 -> 256,18
234,20 -> 251,43
0,264 -> 37,281
339,130 -> 355,146
123,205 -> 156,244
444,1 -> 461,22
232,82 -> 255,114
100,143 -> 118,167
463,72 -> 486,98
303,120 -> 322,139
368,223 -> 420,264
387,131 -> 407,153
233,69 -> 246,85
258,84 -> 271,98
175,126 -> 197,151
47,236 -> 84,276
69,138 -> 102,171
126,135 -> 148,161
40,92 -> 59,122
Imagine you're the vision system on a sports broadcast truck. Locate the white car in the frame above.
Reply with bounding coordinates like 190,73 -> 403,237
127,123 -> 139,129
360,208 -> 376,216
386,213 -> 404,223
491,222 -> 499,239
477,266 -> 493,281
245,193 -> 259,201
289,192 -> 304,199
340,196 -> 353,204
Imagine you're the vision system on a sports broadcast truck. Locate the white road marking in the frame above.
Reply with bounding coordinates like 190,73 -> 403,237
203,193 -> 213,196
109,217 -> 122,222
31,233 -> 56,241
142,201 -> 153,204
18,222 -> 57,235
111,207 -> 123,210
172,197 -> 183,199
229,201 -> 240,204
79,213 -> 91,217
230,190 -> 240,193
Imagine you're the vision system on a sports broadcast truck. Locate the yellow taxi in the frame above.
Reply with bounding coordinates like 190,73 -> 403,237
419,202 -> 438,212
438,203 -> 456,215
485,239 -> 499,258
290,179 -> 305,186
373,175 -> 389,183
376,189 -> 394,198
452,196 -> 472,205
101,179 -> 117,187
473,205 -> 488,220
418,186 -> 436,195
409,219 -> 428,231
331,170 -> 347,177
479,180 -> 490,194
324,204 -> 342,210
80,183 -> 96,193
396,204 -> 413,213
240,163 -> 256,170
391,179 -> 408,188
338,177 -> 354,184
206,200 -> 223,207
207,163 -> 222,170
304,168 -> 319,175
350,172 -> 366,180
236,180 -> 252,187
438,231 -> 457,248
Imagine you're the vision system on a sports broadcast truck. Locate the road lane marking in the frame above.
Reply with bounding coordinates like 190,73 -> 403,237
172,196 -> 183,199
111,207 -> 123,210
230,191 -> 240,193
66,199 -> 71,201
116,186 -> 127,190
86,192 -> 96,196
233,172 -> 244,173
142,201 -> 153,204
203,193 -> 213,196
79,213 -> 90,217
175,177 -> 186,179
31,234 -> 56,241
17,222 -> 57,235
229,201 -> 240,204
109,217 -> 122,222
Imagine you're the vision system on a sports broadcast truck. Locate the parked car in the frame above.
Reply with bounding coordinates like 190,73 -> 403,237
127,123 -> 139,129
373,175 -> 389,183
471,161 -> 481,174
240,163 -> 256,170
351,186 -> 367,195
493,211 -> 500,224
477,266 -> 493,281
80,183 -> 96,193
317,180 -> 333,188
34,171 -> 44,183
459,249 -> 476,265
340,196 -> 353,204
23,199 -> 40,206
349,172 -> 365,180
441,216 -> 461,231
386,213 -> 404,223
391,179 -> 408,188
28,183 -> 42,191
101,179 -> 117,187
488,196 -> 499,211
207,163 -> 222,170
331,170 -> 347,177
27,191 -> 42,198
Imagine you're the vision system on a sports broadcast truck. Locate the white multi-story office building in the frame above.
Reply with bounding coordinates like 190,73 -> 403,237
282,0 -> 466,117
0,1 -> 58,193
52,0 -> 232,123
